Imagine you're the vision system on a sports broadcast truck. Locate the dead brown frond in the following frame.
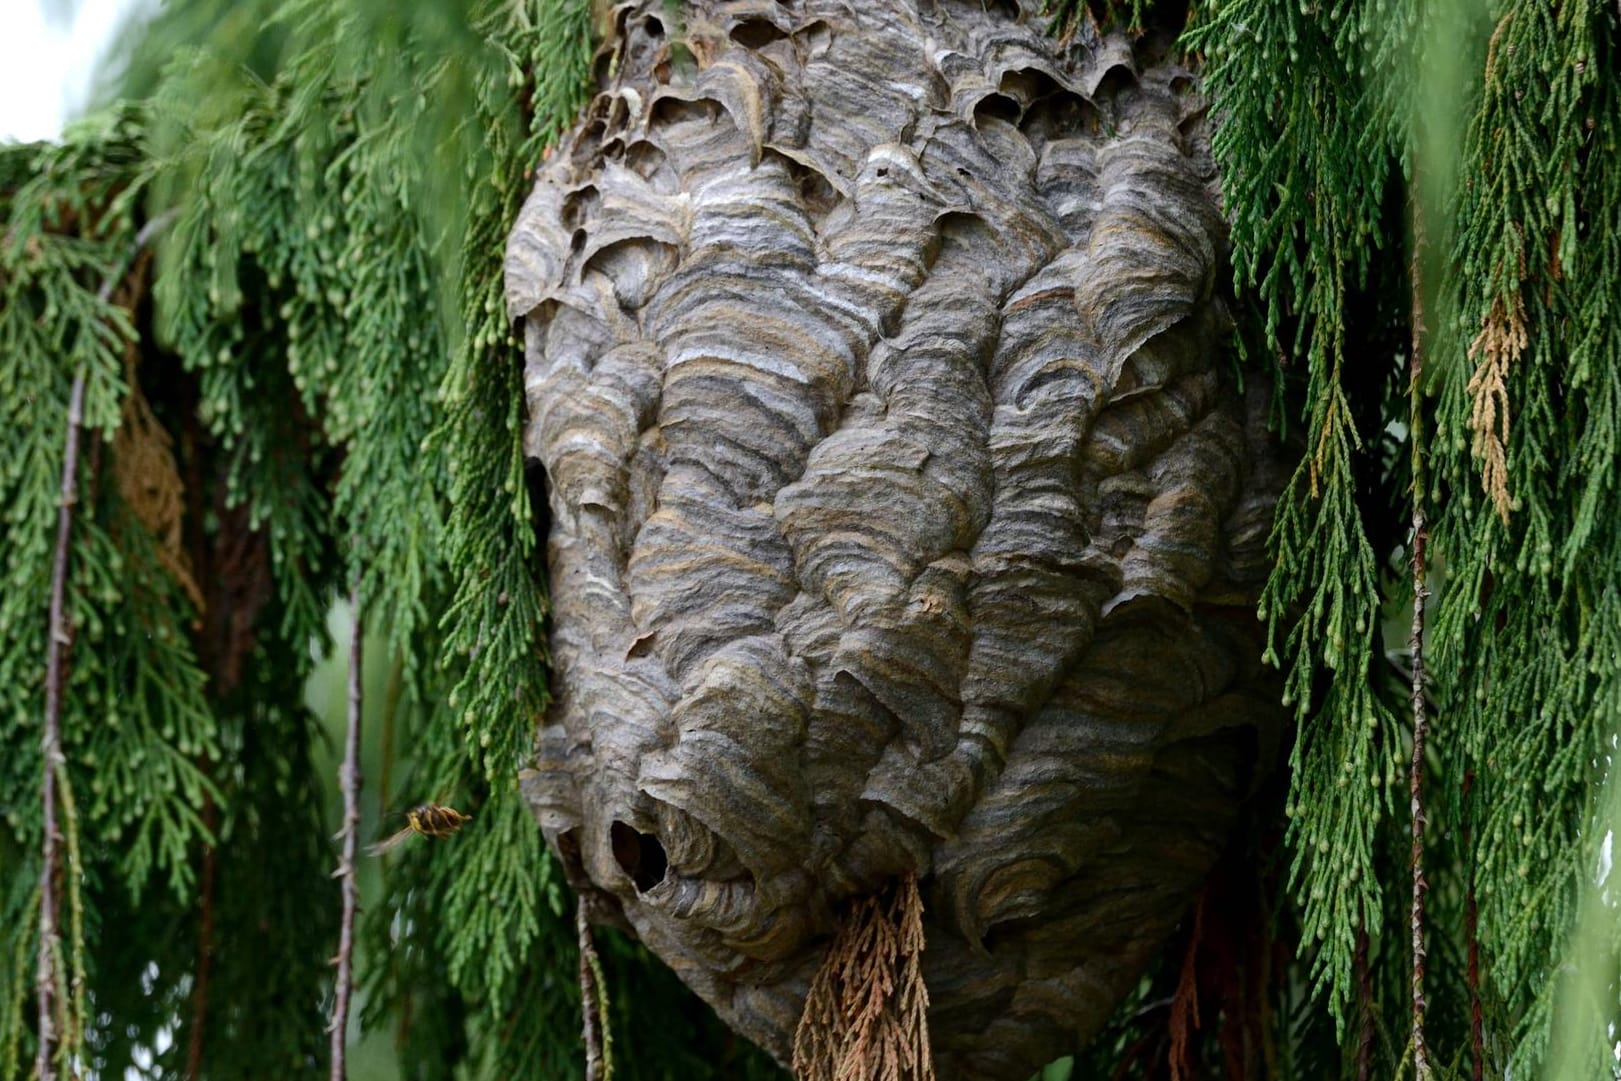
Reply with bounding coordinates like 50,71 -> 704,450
793,873 -> 935,1081
1465,295 -> 1526,524
113,346 -> 203,613
1168,894 -> 1205,1081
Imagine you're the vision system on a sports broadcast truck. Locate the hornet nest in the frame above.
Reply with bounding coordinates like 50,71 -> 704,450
507,1 -> 1286,1077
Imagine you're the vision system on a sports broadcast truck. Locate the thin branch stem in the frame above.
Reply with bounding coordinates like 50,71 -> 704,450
186,796 -> 218,1081
578,901 -> 606,1081
36,366 -> 84,1081
329,587 -> 364,1081
378,654 -> 402,1049
1354,924 -> 1374,1081
99,211 -> 179,306
1464,769 -> 1484,1081
1407,185 -> 1432,1081
33,208 -> 175,1081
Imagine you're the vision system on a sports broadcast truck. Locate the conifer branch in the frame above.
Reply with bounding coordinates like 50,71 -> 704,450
794,873 -> 935,1081
577,902 -> 606,1081
36,208 -> 177,1081
1463,770 -> 1483,1081
56,769 -> 87,1068
1353,925 -> 1373,1081
1406,191 -> 1432,1081
35,363 -> 81,1081
186,797 -> 218,1081
1168,896 -> 1204,1081
329,587 -> 364,1081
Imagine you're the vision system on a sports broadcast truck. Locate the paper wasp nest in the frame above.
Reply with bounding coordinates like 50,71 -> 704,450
507,2 -> 1285,1077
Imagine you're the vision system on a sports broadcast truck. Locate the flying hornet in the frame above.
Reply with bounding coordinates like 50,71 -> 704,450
367,803 -> 472,856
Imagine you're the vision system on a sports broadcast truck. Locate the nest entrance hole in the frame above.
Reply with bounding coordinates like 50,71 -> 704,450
611,820 -> 669,892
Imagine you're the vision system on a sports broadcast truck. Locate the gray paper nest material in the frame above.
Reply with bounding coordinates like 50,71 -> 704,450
506,1 -> 1286,1077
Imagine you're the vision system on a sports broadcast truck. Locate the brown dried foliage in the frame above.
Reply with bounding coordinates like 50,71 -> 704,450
793,874 -> 935,1081
1465,296 -> 1526,524
1150,838 -> 1276,1081
1168,896 -> 1204,1081
113,355 -> 204,613
107,252 -> 203,614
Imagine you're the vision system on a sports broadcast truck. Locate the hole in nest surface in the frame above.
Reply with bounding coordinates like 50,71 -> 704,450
650,94 -> 721,129
779,154 -> 839,218
524,455 -> 551,551
556,827 -> 587,880
973,92 -> 1022,125
611,820 -> 669,892
730,18 -> 787,49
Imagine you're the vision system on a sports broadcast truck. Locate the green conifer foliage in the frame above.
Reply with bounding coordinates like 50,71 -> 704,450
3,3 -> 784,1078
1432,4 -> 1621,1072
1188,0 -> 1415,1034
1186,0 -> 1621,1076
2,0 -> 1619,1078
1,115 -> 226,1079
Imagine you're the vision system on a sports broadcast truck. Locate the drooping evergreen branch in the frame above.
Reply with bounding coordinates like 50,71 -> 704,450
793,874 -> 936,1081
1463,769 -> 1483,1081
35,365 -> 83,1081
1405,192 -> 1431,1081
52,768 -> 86,1075
1353,926 -> 1373,1081
329,588 -> 364,1081
1431,5 -> 1620,1071
578,903 -> 607,1081
185,793 -> 218,1081
1167,893 -> 1205,1080
35,204 -> 177,1081
3,8 -> 772,1080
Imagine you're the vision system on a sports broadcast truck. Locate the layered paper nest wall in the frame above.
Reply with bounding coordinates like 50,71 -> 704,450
506,2 -> 1286,1076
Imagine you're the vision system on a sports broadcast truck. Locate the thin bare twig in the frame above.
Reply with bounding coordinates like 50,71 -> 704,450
1407,187 -> 1432,1081
329,588 -> 364,1081
185,797 -> 218,1081
36,368 -> 84,1081
37,208 -> 179,1081
1354,924 -> 1375,1081
377,655 -> 403,1049
578,902 -> 606,1081
1464,770 -> 1484,1081
97,212 -> 178,309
